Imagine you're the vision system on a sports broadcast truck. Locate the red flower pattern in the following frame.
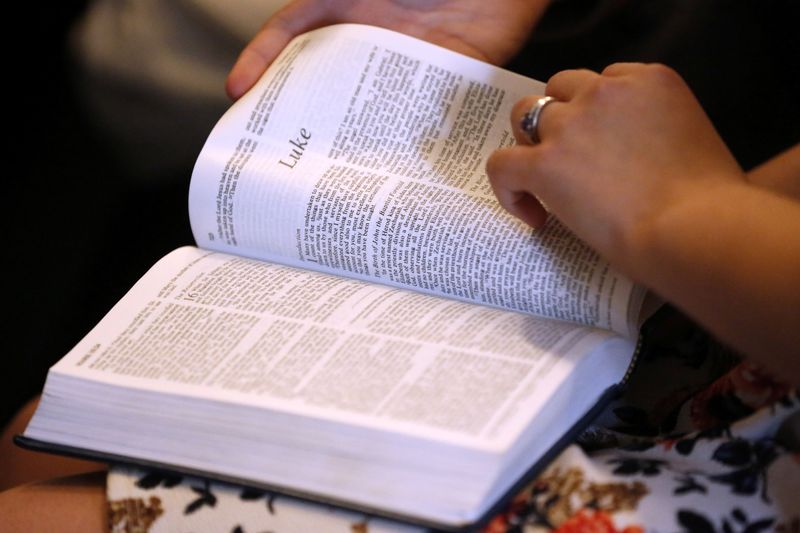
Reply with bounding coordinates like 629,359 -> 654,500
689,362 -> 791,430
554,510 -> 643,533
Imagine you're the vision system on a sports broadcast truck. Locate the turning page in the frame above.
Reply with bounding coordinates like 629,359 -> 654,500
189,24 -> 645,336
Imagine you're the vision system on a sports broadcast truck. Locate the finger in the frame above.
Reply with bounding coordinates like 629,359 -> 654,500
545,68 -> 600,101
226,0 -> 328,100
486,148 -> 550,229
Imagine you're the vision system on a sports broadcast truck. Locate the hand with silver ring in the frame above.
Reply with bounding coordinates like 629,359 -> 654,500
486,63 -> 747,257
487,63 -> 800,380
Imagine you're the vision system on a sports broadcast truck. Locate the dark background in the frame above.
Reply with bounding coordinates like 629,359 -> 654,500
4,0 -> 798,428
4,2 -> 196,426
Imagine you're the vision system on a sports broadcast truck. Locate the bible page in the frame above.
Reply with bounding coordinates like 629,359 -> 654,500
32,248 -> 631,451
189,24 -> 645,337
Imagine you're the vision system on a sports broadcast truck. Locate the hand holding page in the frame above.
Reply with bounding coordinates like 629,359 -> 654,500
20,24 -> 650,530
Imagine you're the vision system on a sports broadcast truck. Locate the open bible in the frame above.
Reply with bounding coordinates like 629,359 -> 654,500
19,24 -> 651,530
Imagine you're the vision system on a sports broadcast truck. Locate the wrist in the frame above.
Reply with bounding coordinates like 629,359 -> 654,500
618,176 -> 747,284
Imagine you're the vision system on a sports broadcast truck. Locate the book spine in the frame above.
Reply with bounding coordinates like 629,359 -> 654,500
620,329 -> 645,387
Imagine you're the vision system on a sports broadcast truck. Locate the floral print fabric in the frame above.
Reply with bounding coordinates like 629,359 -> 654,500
107,307 -> 799,532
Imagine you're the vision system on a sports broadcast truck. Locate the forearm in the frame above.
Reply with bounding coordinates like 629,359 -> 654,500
746,144 -> 800,200
635,182 -> 800,382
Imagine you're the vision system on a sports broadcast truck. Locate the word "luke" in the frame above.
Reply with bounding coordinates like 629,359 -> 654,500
278,128 -> 312,169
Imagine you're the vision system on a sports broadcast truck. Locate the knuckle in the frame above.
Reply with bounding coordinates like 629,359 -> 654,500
643,63 -> 685,89
587,76 -> 630,103
644,62 -> 679,80
600,63 -> 625,76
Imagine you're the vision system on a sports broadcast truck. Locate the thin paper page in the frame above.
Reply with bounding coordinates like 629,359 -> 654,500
50,247 -> 624,449
189,24 -> 644,335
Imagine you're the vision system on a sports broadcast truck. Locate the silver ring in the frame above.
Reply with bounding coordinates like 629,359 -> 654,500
520,96 -> 557,144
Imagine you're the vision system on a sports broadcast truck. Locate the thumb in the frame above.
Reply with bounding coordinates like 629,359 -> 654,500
226,0 -> 330,100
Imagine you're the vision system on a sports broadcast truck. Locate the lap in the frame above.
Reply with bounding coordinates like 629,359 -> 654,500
0,471 -> 107,533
